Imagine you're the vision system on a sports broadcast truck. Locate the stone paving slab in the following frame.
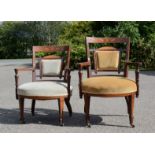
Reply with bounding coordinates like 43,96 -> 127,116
0,59 -> 155,132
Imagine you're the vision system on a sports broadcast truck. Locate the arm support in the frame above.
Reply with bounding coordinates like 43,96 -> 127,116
124,61 -> 142,97
64,67 -> 71,98
78,61 -> 91,98
14,67 -> 33,99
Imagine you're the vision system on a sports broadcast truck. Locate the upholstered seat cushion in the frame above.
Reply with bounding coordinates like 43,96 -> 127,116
18,81 -> 72,97
82,76 -> 137,95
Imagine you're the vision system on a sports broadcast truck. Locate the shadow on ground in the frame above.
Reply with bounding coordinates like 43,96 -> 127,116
0,108 -> 131,128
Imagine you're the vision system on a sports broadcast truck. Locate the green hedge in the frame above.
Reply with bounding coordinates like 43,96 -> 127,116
0,21 -> 155,69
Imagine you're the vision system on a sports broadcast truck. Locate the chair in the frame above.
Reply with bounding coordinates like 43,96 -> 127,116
15,45 -> 72,126
78,37 -> 141,127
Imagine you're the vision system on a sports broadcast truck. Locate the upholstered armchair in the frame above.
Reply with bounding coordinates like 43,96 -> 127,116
78,37 -> 141,127
15,45 -> 72,126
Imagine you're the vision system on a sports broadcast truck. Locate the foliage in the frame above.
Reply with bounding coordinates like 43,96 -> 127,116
0,21 -> 155,69
0,21 -> 66,58
58,21 -> 92,68
59,21 -> 155,69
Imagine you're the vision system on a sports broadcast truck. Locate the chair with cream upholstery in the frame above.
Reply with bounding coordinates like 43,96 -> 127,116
78,37 -> 141,127
15,45 -> 72,126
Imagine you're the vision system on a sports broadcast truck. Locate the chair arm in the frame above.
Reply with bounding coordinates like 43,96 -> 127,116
78,61 -> 91,98
15,67 -> 34,72
124,61 -> 142,67
78,61 -> 91,69
78,61 -> 91,78
123,61 -> 142,97
14,67 -> 33,99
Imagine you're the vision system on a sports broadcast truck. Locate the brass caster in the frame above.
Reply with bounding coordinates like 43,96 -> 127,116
86,122 -> 91,128
131,124 -> 135,128
59,120 -> 64,126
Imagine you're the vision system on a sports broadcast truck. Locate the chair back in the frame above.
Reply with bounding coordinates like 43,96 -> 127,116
85,37 -> 130,75
32,45 -> 70,81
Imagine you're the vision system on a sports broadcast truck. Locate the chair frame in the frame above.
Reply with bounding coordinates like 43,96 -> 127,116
78,37 -> 141,127
15,45 -> 72,126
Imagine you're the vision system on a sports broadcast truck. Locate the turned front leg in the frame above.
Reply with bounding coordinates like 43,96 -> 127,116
84,94 -> 91,127
58,97 -> 64,126
19,97 -> 25,124
129,94 -> 135,128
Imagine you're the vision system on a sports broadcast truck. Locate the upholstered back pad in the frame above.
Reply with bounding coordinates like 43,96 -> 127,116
94,50 -> 120,70
41,59 -> 62,76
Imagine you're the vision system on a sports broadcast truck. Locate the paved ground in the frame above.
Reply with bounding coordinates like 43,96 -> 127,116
0,59 -> 155,133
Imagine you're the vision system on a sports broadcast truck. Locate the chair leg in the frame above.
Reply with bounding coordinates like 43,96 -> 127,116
84,94 -> 91,128
58,97 -> 64,126
125,96 -> 130,114
128,94 -> 135,128
31,99 -> 36,116
19,97 -> 25,124
65,98 -> 72,117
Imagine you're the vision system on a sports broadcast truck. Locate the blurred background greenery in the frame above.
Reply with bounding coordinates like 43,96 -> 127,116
0,21 -> 155,69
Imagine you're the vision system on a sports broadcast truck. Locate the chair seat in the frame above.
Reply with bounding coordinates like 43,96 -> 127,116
18,81 -> 72,97
82,76 -> 137,95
